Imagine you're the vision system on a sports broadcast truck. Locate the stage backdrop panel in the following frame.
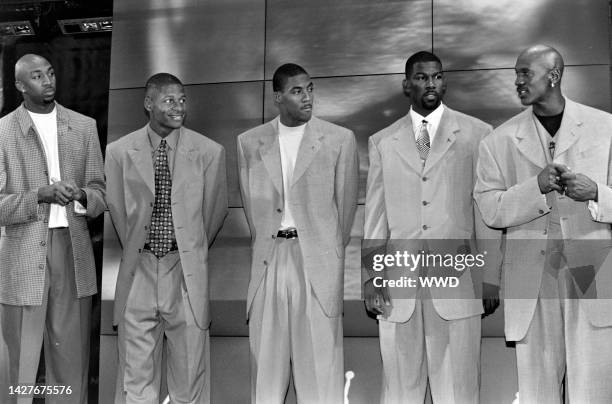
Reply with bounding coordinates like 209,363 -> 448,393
109,0 -> 266,88
265,0 -> 432,78
433,0 -> 610,70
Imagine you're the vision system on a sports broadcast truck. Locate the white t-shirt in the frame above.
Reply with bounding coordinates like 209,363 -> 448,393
278,120 -> 306,229
28,107 -> 70,228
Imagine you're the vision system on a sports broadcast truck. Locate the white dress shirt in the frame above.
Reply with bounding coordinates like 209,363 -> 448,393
409,103 -> 445,146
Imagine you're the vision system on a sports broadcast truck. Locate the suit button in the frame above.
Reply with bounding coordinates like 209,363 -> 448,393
38,264 -> 44,269
422,201 -> 428,206
422,225 -> 428,230
263,260 -> 268,265
150,202 -> 154,207
43,170 -> 48,176
422,177 -> 428,182
276,208 -> 282,213
40,241 -> 46,246
144,225 -> 148,230
540,250 -> 546,255
271,234 -> 277,239
138,248 -> 143,253
538,209 -> 544,214
543,230 -> 547,235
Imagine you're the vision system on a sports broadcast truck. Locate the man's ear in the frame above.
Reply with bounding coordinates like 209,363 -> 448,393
549,68 -> 561,87
402,78 -> 410,98
15,80 -> 25,94
273,91 -> 282,104
144,95 -> 152,113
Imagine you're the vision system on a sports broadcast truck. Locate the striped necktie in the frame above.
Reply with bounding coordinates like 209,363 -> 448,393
416,120 -> 430,161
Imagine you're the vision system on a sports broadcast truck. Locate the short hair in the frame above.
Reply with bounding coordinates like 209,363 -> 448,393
405,51 -> 442,77
143,73 -> 183,117
145,72 -> 183,95
272,63 -> 308,92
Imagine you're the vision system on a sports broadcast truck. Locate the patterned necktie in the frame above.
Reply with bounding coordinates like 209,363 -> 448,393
416,120 -> 430,161
146,139 -> 175,258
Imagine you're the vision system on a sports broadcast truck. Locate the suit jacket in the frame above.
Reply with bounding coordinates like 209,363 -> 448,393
0,103 -> 106,306
364,106 -> 501,322
105,126 -> 227,329
474,98 -> 612,341
237,116 -> 359,318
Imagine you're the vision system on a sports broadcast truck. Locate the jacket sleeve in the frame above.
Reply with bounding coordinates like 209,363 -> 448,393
335,131 -> 359,246
104,146 -> 127,248
203,144 -> 228,247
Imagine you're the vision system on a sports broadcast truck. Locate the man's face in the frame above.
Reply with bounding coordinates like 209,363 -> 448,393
275,73 -> 313,126
514,54 -> 552,106
403,61 -> 446,116
16,57 -> 56,106
145,83 -> 186,137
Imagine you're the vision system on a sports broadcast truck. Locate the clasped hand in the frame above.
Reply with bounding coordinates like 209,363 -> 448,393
537,163 -> 597,202
38,180 -> 82,206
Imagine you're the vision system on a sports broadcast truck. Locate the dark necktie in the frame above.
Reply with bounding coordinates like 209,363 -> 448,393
416,120 -> 430,161
146,139 -> 175,258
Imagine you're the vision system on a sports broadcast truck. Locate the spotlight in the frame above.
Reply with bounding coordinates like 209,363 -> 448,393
0,21 -> 35,36
58,17 -> 112,34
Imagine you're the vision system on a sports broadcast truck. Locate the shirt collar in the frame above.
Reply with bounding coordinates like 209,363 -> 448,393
147,125 -> 180,151
409,103 -> 445,129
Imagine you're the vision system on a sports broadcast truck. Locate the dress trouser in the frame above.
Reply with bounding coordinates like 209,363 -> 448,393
379,287 -> 481,404
249,237 -> 343,404
515,238 -> 612,404
115,250 -> 210,404
0,228 -> 91,404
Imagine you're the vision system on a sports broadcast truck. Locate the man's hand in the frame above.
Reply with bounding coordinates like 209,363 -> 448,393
559,172 -> 598,202
37,181 -> 76,206
482,282 -> 500,318
64,181 -> 86,203
537,163 -> 570,194
364,278 -> 391,318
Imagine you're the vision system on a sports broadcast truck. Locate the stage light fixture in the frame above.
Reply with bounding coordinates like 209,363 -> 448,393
58,17 -> 112,34
0,21 -> 35,36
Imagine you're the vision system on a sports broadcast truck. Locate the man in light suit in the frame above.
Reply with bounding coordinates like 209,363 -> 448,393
0,54 -> 106,403
364,51 -> 500,404
105,73 -> 227,403
474,45 -> 612,403
237,63 -> 359,403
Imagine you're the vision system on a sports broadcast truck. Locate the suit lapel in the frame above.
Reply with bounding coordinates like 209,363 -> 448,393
514,108 -> 546,169
423,109 -> 457,174
554,100 -> 583,159
258,119 -> 283,196
291,119 -> 322,186
392,114 -> 424,173
55,104 -> 72,180
127,128 -> 155,195
173,128 -> 196,198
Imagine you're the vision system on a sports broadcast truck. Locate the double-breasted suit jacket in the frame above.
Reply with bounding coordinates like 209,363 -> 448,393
237,116 -> 359,318
105,126 -> 227,329
475,98 -> 612,341
0,103 -> 106,306
365,107 -> 500,322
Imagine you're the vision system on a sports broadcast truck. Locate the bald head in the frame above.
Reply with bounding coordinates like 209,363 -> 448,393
514,45 -> 566,114
517,45 -> 564,78
14,53 -> 56,113
15,54 -> 52,81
